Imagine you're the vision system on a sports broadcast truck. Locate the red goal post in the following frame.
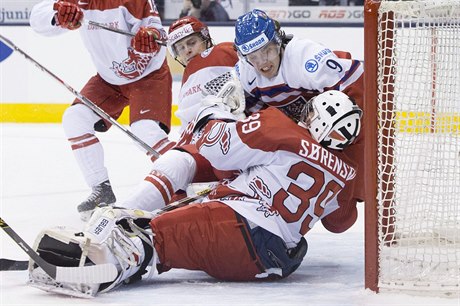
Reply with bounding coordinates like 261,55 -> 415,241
364,0 -> 460,297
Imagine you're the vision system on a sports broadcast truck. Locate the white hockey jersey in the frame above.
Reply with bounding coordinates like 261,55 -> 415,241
190,107 -> 357,248
29,0 -> 167,85
235,37 -> 363,112
175,42 -> 238,131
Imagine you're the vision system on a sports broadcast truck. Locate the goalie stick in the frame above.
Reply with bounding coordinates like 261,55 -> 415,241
0,217 -> 118,283
0,187 -> 213,272
0,34 -> 160,159
0,258 -> 28,271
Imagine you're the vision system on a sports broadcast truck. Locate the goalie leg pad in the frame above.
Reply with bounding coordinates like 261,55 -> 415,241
28,226 -> 102,298
29,208 -> 158,297
150,201 -> 266,281
29,266 -> 100,298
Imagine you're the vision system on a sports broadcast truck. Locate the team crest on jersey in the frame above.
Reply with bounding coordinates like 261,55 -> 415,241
111,49 -> 153,80
249,176 -> 272,199
256,200 -> 279,218
199,122 -> 231,155
305,59 -> 318,73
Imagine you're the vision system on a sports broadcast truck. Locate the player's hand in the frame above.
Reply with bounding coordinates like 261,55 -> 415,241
53,1 -> 83,30
131,27 -> 161,54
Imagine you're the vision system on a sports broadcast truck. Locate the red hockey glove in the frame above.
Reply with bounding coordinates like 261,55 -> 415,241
131,27 -> 161,54
53,1 -> 83,30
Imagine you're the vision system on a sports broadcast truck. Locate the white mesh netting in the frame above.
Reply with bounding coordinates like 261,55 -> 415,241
376,0 -> 460,296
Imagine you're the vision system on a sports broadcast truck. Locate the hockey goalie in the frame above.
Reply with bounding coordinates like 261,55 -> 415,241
28,72 -> 362,298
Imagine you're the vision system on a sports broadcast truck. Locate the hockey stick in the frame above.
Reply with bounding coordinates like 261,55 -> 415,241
83,20 -> 167,46
0,258 -> 28,271
153,186 -> 213,216
0,217 -> 118,283
0,34 -> 160,158
0,188 -> 213,271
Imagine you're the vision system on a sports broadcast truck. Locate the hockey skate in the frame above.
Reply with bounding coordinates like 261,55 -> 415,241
77,180 -> 116,221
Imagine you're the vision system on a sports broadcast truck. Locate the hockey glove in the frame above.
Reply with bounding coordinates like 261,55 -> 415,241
131,27 -> 162,54
202,71 -> 246,116
53,1 -> 83,30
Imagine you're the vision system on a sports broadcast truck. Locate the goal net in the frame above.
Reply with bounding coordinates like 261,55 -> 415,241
364,0 -> 460,297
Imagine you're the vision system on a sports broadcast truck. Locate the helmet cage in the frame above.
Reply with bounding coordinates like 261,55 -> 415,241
318,109 -> 362,150
298,99 -> 315,127
303,91 -> 363,150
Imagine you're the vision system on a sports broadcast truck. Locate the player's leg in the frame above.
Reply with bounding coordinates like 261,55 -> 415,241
125,60 -> 175,161
151,200 -> 308,280
62,75 -> 128,220
122,149 -> 197,211
150,201 -> 266,281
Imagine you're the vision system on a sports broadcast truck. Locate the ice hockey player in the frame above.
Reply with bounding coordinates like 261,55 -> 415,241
121,70 -> 246,210
233,9 -> 365,233
109,17 -> 239,208
29,0 -> 174,221
28,87 -> 363,298
167,15 -> 238,132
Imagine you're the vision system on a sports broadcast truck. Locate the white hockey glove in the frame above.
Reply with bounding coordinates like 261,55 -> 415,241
202,70 -> 246,118
28,226 -> 102,298
201,95 -> 232,113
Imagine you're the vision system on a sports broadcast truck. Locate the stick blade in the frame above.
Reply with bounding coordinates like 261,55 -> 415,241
0,40 -> 13,62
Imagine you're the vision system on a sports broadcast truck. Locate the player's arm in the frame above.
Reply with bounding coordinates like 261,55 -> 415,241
131,27 -> 165,54
129,0 -> 167,54
296,40 -> 363,97
30,0 -> 82,35
191,112 -> 277,175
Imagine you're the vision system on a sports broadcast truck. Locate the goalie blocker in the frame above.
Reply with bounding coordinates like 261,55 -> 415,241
29,205 -> 308,298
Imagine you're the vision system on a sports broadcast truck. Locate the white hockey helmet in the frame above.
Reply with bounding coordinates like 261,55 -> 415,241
300,90 -> 362,150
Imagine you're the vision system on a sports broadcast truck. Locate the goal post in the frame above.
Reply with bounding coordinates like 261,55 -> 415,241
364,0 -> 460,297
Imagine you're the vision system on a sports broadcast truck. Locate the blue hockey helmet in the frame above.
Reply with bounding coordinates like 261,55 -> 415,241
234,9 -> 280,56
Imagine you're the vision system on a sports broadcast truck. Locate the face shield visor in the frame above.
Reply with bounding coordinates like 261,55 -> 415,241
244,41 -> 281,67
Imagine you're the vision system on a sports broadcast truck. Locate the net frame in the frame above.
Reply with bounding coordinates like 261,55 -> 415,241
364,0 -> 460,297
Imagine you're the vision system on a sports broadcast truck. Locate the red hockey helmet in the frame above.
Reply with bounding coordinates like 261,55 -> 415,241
167,16 -> 211,59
